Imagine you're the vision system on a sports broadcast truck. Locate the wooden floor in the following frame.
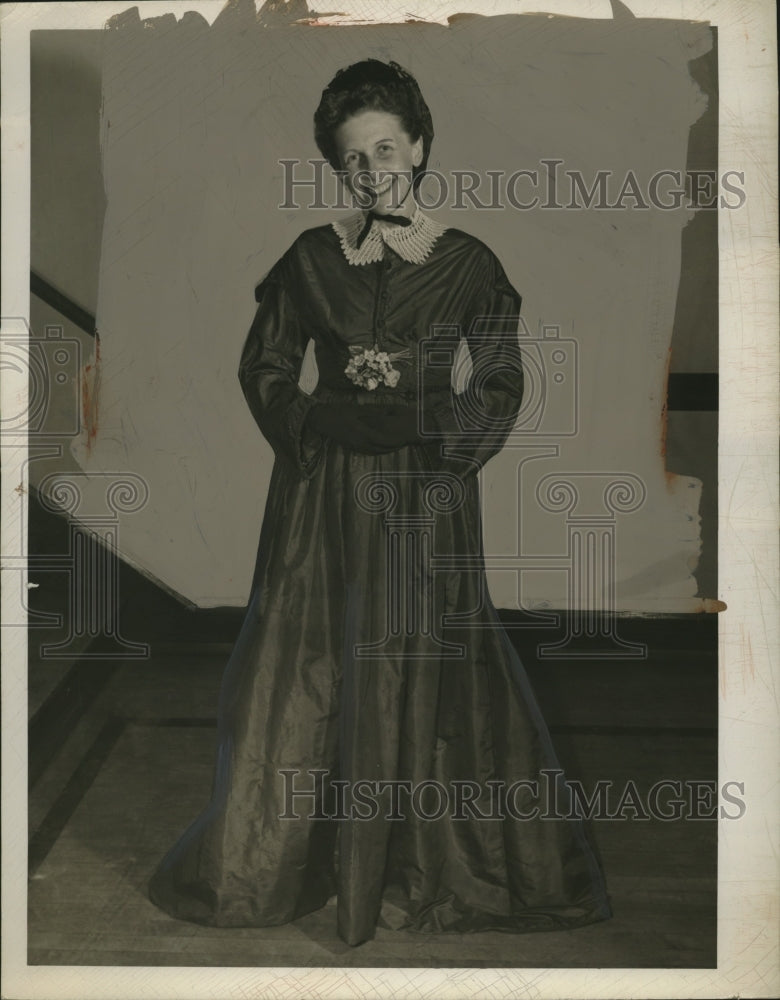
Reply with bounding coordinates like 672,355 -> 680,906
26,500 -> 717,969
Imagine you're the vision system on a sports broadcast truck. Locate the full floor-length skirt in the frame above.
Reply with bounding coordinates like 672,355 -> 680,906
149,401 -> 612,946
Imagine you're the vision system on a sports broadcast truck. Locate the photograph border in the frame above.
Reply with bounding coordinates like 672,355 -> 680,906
2,1 -> 777,997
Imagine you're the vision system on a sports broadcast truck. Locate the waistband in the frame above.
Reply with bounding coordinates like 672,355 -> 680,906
312,383 -> 451,403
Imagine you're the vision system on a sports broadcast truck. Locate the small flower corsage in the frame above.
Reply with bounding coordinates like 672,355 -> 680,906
345,342 -> 411,390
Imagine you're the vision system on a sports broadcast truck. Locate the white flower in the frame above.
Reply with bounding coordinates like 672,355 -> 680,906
345,344 -> 407,390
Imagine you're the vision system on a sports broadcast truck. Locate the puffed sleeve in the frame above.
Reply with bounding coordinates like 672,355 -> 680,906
422,249 -> 524,480
238,253 -> 324,479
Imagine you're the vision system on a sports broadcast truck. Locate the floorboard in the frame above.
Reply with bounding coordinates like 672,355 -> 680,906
25,500 -> 718,969
28,652 -> 717,968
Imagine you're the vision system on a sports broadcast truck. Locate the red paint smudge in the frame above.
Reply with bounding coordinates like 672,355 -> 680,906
81,333 -> 101,454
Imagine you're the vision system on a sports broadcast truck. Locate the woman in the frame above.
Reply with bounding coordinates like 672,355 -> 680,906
148,58 -> 612,947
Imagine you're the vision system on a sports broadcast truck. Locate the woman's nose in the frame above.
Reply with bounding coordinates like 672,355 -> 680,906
365,153 -> 387,175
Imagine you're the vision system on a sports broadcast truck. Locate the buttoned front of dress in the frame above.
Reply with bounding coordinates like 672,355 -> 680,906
373,254 -> 390,345
277,210 -> 522,415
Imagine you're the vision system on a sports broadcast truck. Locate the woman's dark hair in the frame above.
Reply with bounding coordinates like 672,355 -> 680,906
314,59 -> 434,185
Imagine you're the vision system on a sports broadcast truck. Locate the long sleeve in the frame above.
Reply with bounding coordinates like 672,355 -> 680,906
238,254 -> 323,479
422,250 -> 524,480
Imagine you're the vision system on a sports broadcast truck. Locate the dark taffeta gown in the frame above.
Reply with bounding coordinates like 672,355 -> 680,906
148,207 -> 612,946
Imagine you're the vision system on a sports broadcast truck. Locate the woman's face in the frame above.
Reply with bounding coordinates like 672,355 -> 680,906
334,109 -> 423,215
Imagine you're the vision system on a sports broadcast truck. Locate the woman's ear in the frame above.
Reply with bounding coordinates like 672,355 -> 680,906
412,136 -> 423,168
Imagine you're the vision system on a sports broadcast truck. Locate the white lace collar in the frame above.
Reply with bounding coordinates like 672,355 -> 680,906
331,205 -> 448,266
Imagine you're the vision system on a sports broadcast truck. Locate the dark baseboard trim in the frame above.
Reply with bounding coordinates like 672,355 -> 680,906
667,373 -> 718,411
28,657 -> 120,790
28,716 -> 127,876
30,271 -> 96,337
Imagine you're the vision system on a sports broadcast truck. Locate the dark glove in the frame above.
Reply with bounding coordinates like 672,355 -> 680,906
366,404 -> 425,444
306,402 -> 423,454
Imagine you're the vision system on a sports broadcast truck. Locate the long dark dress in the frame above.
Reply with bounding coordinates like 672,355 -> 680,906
148,208 -> 612,947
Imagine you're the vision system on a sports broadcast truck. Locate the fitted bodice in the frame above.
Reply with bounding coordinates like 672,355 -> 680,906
271,224 -> 513,401
240,215 -> 524,477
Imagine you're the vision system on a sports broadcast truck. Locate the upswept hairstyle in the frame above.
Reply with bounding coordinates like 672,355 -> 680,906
313,59 -> 434,186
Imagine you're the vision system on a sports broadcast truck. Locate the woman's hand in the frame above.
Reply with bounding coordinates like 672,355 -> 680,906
306,402 -> 423,454
371,404 -> 424,445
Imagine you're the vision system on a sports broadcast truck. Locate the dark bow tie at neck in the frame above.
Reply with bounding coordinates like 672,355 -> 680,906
356,210 -> 413,249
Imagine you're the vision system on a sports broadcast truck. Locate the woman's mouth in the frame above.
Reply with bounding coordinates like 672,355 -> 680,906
369,176 -> 396,196
350,171 -> 411,207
